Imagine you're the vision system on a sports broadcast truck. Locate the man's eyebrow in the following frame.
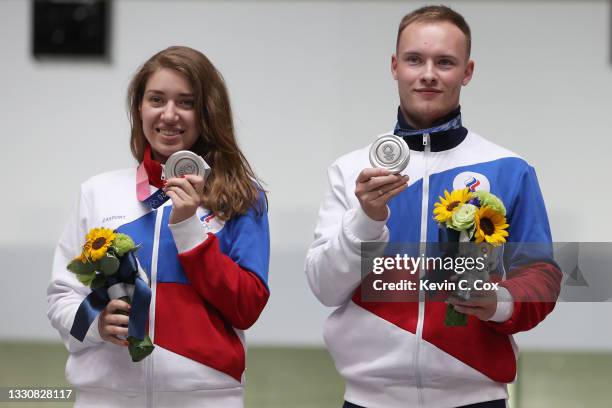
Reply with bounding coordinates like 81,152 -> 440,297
400,51 -> 459,60
437,54 -> 459,60
401,51 -> 422,56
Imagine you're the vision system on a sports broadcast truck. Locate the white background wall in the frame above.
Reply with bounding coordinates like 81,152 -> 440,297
1,0 -> 611,349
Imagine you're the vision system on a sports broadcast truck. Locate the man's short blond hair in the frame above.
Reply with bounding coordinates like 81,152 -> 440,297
396,5 -> 472,57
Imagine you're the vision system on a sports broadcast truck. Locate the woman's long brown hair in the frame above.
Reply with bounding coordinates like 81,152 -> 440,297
127,46 -> 265,220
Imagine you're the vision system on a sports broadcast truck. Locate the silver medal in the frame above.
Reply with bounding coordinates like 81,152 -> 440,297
369,134 -> 410,174
165,150 -> 211,180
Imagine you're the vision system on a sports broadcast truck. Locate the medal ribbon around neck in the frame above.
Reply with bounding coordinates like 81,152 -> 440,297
136,162 -> 170,209
394,113 -> 462,137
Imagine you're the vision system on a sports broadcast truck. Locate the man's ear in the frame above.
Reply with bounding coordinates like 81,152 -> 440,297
462,59 -> 475,86
391,54 -> 399,80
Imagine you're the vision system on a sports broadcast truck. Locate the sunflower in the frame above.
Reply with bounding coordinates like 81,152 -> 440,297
83,227 -> 116,262
74,252 -> 87,264
433,188 -> 472,223
474,206 -> 509,246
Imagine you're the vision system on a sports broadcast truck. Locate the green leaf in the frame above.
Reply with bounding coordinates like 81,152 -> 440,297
67,259 -> 97,287
67,259 -> 95,275
90,273 -> 107,290
75,272 -> 95,287
445,304 -> 468,327
128,335 -> 155,362
99,253 -> 120,276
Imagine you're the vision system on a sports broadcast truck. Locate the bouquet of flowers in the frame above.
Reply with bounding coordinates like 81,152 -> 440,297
67,227 -> 154,362
433,188 -> 509,326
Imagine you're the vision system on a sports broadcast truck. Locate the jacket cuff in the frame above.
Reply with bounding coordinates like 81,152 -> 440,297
488,286 -> 514,323
169,213 -> 208,253
346,206 -> 389,241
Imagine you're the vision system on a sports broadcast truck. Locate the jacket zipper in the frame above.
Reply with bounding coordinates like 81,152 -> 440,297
414,133 -> 430,407
144,206 -> 163,407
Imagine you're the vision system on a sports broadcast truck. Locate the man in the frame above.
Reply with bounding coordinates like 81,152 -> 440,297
305,5 -> 561,408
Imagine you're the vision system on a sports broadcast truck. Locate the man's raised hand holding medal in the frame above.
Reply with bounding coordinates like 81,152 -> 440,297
356,135 -> 411,222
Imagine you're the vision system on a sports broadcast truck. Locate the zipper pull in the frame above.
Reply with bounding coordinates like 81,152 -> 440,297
423,133 -> 429,146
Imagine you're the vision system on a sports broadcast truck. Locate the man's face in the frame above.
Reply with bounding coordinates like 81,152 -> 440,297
392,21 -> 474,129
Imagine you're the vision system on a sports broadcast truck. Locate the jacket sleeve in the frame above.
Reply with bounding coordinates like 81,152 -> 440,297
47,185 -> 105,352
486,261 -> 561,334
486,166 -> 562,333
170,198 -> 270,330
304,162 -> 389,307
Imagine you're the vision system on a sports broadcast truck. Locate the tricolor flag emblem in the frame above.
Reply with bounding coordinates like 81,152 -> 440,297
464,176 -> 481,191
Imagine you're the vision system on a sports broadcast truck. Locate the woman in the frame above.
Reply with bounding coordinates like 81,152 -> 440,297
47,46 -> 270,407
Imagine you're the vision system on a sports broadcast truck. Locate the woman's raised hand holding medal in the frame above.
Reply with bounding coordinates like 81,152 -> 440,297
163,174 -> 206,224
162,150 -> 210,224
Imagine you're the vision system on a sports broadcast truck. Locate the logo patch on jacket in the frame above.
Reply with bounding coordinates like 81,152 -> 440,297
453,171 -> 490,192
198,209 -> 225,234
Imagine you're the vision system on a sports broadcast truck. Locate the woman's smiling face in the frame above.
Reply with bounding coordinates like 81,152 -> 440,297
140,68 -> 199,163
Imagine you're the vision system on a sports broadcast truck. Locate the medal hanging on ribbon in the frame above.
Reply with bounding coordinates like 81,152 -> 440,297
137,150 -> 210,209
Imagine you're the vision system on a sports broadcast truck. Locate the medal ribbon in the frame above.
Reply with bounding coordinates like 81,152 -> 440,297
394,113 -> 462,137
137,162 -> 169,209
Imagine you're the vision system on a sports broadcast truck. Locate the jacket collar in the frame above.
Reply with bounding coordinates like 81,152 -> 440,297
142,145 -> 164,189
394,106 -> 468,152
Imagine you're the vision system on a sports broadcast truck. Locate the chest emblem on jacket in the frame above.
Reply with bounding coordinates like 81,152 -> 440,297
198,210 -> 225,234
453,171 -> 490,192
